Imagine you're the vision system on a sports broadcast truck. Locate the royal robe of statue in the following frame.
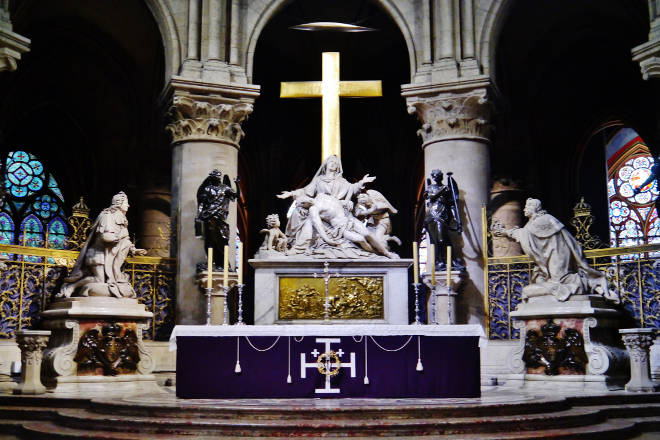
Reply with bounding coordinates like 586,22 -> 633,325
501,198 -> 617,302
59,192 -> 146,298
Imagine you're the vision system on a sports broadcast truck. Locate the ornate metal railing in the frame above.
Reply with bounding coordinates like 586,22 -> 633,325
485,242 -> 660,340
0,244 -> 176,341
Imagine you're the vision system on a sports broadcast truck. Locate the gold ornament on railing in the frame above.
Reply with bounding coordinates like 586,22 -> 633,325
570,197 -> 604,250
66,196 -> 92,251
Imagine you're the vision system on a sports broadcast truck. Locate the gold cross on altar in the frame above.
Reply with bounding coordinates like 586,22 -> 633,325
280,52 -> 382,160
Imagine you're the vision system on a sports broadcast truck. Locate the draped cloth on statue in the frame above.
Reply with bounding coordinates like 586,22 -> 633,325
510,212 -> 614,302
285,155 -> 373,258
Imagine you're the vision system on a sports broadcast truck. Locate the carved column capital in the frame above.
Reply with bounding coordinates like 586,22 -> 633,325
0,7 -> 30,73
402,79 -> 494,146
619,328 -> 659,392
166,77 -> 260,147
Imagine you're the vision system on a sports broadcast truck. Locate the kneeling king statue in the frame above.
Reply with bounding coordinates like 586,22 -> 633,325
58,191 -> 146,298
493,198 -> 619,303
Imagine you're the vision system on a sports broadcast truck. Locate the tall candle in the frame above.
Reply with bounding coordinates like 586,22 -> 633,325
412,241 -> 419,284
446,246 -> 452,288
237,242 -> 243,284
430,245 -> 435,286
223,245 -> 229,287
207,248 -> 213,289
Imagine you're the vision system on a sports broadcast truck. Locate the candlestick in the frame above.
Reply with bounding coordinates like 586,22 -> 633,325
205,287 -> 213,325
223,245 -> 229,287
413,283 -> 422,325
447,246 -> 452,289
207,248 -> 213,289
430,244 -> 435,286
237,242 -> 243,284
222,285 -> 229,325
412,242 -> 419,284
236,283 -> 245,325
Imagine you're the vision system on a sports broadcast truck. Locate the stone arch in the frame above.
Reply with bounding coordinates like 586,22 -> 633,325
244,0 -> 417,83
143,0 -> 182,86
478,0 -> 513,80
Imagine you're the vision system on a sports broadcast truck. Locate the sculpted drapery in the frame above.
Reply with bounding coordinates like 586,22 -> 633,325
500,198 -> 617,303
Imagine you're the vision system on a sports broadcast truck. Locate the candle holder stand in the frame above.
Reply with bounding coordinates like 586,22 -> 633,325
235,283 -> 245,325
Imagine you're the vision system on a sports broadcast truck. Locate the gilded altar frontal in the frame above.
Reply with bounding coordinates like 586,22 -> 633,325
278,276 -> 384,320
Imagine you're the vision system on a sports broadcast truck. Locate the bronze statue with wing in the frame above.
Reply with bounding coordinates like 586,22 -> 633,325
195,169 -> 240,269
424,169 -> 464,269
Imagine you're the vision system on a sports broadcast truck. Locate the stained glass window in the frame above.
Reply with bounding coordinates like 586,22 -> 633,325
606,129 -> 660,247
1,151 -> 67,250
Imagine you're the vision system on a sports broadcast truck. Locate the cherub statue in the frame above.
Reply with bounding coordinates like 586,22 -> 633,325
492,198 -> 618,303
195,169 -> 240,269
259,214 -> 287,253
58,192 -> 146,298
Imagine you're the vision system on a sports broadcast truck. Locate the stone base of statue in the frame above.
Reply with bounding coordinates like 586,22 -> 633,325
250,259 -> 412,324
503,295 -> 628,392
422,271 -> 464,325
196,270 -> 239,324
39,297 -> 163,395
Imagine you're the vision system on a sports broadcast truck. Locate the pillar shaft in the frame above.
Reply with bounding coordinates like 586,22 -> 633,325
187,0 -> 201,60
404,80 -> 493,326
167,78 -> 258,324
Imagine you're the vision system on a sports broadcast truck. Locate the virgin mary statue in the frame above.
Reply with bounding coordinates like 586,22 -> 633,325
277,155 -> 379,257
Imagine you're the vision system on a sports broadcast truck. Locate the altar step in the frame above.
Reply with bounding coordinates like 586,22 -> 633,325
1,392 -> 659,438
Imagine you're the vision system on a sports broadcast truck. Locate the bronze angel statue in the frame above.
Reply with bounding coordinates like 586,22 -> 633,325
424,169 -> 464,269
195,169 -> 240,269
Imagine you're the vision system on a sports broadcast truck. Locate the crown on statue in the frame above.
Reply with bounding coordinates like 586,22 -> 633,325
572,197 -> 592,218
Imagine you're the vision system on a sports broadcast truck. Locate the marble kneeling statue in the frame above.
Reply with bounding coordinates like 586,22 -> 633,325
58,192 -> 147,298
493,198 -> 618,303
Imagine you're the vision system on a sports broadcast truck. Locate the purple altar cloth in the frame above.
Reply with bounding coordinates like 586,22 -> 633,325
175,333 -> 480,399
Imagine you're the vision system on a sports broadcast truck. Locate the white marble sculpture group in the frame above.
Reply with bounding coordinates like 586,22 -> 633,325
257,155 -> 400,259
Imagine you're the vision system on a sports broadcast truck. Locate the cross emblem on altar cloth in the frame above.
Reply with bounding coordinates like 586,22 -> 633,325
301,338 -> 356,394
280,52 -> 382,161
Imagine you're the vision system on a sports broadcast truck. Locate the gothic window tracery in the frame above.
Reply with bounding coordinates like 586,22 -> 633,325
0,150 -> 67,249
606,129 -> 659,247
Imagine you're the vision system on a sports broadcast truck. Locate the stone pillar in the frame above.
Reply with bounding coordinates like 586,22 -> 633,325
403,79 -> 493,326
167,77 -> 259,324
0,1 -> 29,72
633,1 -> 660,79
140,188 -> 171,257
620,328 -> 660,392
489,177 -> 524,257
13,330 -> 50,395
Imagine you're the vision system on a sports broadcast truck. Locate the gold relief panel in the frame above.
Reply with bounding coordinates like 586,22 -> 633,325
278,276 -> 384,320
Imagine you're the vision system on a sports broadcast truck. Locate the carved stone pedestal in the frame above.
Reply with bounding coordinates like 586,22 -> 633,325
422,271 -> 464,325
40,297 -> 163,395
619,328 -> 660,392
250,259 -> 411,324
196,270 -> 238,325
13,330 -> 50,395
504,295 -> 628,392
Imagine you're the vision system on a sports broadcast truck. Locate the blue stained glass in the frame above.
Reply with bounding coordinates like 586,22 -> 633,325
10,186 -> 26,197
0,212 -> 14,245
2,150 -> 67,254
47,217 -> 67,249
20,214 -> 43,247
27,178 -> 43,192
28,160 -> 43,176
12,151 -> 29,163
48,175 -> 63,201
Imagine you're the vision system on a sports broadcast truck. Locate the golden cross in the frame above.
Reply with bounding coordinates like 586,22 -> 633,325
280,52 -> 382,161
